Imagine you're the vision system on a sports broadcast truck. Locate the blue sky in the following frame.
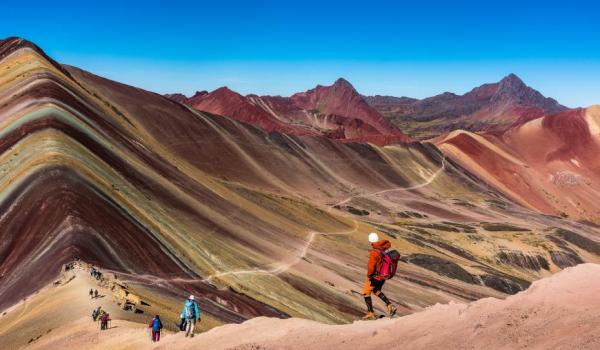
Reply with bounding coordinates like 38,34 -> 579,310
3,0 -> 599,107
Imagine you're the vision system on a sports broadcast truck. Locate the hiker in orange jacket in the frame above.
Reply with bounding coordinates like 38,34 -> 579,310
362,232 -> 397,320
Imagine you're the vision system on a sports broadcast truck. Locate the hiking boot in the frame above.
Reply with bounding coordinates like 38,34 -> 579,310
185,333 -> 189,337
362,312 -> 377,320
387,303 -> 397,317
190,333 -> 195,338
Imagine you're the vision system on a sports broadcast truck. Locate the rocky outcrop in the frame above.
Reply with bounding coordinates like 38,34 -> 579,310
494,251 -> 550,271
481,223 -> 531,232
550,251 -> 583,268
403,254 -> 478,284
480,274 -> 528,294
555,228 -> 600,256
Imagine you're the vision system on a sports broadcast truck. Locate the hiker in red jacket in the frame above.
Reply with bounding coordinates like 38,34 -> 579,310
100,312 -> 111,330
362,232 -> 397,320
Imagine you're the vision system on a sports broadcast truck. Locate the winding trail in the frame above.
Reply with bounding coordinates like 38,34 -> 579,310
199,156 -> 446,283
334,157 -> 446,207
115,156 -> 446,287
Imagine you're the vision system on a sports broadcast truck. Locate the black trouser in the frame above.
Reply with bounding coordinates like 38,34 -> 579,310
364,277 -> 391,312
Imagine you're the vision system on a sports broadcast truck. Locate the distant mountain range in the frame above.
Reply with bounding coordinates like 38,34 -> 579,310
168,74 -> 567,141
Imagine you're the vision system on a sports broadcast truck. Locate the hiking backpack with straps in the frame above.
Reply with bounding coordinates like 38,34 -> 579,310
375,248 -> 400,280
185,301 -> 196,319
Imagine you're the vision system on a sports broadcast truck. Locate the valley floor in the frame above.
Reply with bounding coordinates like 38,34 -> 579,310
2,264 -> 600,350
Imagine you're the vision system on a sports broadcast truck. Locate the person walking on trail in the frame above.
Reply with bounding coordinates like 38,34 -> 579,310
180,295 -> 201,337
92,306 -> 102,321
148,315 -> 163,342
362,232 -> 399,320
89,289 -> 94,299
94,289 -> 99,298
100,312 -> 111,330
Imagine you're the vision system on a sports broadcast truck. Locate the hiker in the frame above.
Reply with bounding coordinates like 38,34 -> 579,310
100,312 -> 111,330
180,295 -> 201,337
92,306 -> 102,321
362,232 -> 399,320
89,289 -> 94,299
148,315 -> 163,342
94,289 -> 99,298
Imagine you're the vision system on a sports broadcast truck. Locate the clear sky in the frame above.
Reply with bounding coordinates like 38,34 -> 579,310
3,0 -> 599,107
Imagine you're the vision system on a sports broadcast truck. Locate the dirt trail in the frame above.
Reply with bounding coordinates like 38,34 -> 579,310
200,156 -> 446,283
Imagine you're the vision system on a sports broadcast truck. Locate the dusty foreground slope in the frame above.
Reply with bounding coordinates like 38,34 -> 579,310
11,263 -> 600,350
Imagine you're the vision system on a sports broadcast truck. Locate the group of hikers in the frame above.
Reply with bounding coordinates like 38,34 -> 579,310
146,295 -> 201,342
86,266 -> 198,341
86,231 -> 397,341
145,294 -> 202,342
89,292 -> 200,342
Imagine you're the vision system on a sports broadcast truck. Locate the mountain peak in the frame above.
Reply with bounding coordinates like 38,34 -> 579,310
501,73 -> 523,83
498,73 -> 526,89
191,90 -> 208,98
0,36 -> 69,76
491,73 -> 565,113
332,77 -> 356,90
207,86 -> 248,101
213,86 -> 235,94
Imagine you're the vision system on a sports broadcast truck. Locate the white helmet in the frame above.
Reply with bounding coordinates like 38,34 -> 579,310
368,232 -> 379,243
189,295 -> 195,300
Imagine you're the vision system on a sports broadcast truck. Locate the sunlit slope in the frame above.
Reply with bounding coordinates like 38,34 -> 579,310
436,107 -> 600,220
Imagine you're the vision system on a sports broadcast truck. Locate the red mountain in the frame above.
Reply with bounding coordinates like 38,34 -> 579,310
167,79 -> 411,145
289,78 -> 406,138
183,87 -> 306,134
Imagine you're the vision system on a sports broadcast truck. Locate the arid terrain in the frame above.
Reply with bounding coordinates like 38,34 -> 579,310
1,36 -> 600,349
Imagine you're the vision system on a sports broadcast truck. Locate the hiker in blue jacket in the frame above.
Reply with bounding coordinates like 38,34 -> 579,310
180,295 -> 201,337
148,315 -> 163,342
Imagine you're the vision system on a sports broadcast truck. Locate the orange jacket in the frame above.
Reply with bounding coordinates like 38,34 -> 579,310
367,240 -> 391,277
